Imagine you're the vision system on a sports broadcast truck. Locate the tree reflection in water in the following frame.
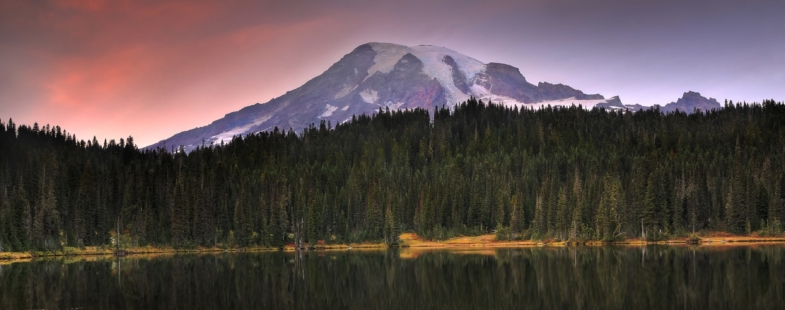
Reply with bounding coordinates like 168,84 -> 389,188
0,246 -> 783,309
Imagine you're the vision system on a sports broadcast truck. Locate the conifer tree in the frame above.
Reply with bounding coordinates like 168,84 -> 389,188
12,180 -> 31,250
171,165 -> 189,246
0,183 -> 9,251
495,189 -> 506,228
384,201 -> 398,245
595,190 -> 609,240
509,194 -> 524,237
277,182 -> 290,246
74,162 -> 95,247
756,184 -> 769,229
642,171 -> 660,238
556,188 -> 570,240
33,172 -> 59,250
306,195 -> 319,246
532,195 -> 547,239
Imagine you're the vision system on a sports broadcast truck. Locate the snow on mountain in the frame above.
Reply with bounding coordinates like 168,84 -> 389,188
146,42 -> 624,152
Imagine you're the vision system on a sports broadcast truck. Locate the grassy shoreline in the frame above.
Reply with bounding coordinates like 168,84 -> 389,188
2,232 -> 784,261
398,232 -> 785,248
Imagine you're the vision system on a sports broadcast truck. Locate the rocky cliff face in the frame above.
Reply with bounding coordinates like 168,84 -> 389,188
624,91 -> 721,114
659,91 -> 722,113
537,82 -> 605,101
146,42 -> 623,152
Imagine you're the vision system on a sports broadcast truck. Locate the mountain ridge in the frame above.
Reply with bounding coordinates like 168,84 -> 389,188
145,43 -> 718,152
624,91 -> 722,113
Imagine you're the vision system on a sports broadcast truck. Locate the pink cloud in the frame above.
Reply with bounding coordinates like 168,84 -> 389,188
4,0 -> 347,146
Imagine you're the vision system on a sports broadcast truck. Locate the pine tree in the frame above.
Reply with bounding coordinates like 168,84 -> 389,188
756,184 -> 769,230
608,176 -> 623,239
494,189 -> 506,228
74,162 -> 96,247
171,165 -> 189,247
509,194 -> 524,238
306,195 -> 319,246
236,195 -> 254,247
532,195 -> 546,239
414,190 -> 425,233
641,171 -> 660,238
277,183 -> 290,246
725,185 -> 744,233
595,189 -> 610,240
33,171 -> 59,250
673,196 -> 686,234
468,176 -> 482,229
384,201 -> 398,245
570,170 -> 584,240
12,181 -> 32,250
697,171 -> 711,230
365,183 -> 382,240
661,169 -> 674,233
570,199 -> 584,240
779,173 -> 785,223
556,188 -> 570,241
0,183 -> 9,251
726,140 -> 747,233
544,180 -> 558,236
196,189 -> 212,246
769,176 -> 784,234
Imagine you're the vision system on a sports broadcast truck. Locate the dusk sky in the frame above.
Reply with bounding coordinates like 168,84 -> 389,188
1,0 -> 784,147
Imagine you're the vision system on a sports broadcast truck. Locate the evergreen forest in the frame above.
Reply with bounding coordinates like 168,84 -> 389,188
1,98 -> 784,251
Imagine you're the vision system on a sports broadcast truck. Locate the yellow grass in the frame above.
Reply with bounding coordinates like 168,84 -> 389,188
399,233 -> 541,248
1,231 -> 783,262
399,232 -> 785,250
0,252 -> 33,260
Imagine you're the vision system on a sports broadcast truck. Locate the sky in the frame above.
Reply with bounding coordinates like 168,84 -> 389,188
1,0 -> 784,147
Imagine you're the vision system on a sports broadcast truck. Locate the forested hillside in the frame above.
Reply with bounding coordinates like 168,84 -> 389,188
1,99 -> 784,251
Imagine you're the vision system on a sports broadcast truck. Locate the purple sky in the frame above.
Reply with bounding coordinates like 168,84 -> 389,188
1,0 -> 784,147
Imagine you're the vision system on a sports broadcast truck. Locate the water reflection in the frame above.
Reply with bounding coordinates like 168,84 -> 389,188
1,246 -> 783,309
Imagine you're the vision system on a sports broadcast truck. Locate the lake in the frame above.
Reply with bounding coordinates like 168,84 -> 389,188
1,245 -> 783,309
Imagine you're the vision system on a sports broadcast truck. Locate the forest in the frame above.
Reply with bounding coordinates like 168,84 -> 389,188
1,98 -> 784,251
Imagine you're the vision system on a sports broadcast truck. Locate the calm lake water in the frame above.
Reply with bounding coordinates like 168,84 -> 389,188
1,245 -> 784,309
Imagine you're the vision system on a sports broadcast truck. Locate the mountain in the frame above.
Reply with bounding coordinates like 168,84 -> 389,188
147,42 -> 625,152
658,91 -> 722,113
624,91 -> 722,114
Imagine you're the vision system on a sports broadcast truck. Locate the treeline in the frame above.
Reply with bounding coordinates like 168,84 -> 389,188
1,98 -> 785,251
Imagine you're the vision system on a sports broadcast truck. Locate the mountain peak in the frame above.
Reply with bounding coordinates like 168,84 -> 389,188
666,91 -> 721,113
623,91 -> 721,114
146,42 -> 623,152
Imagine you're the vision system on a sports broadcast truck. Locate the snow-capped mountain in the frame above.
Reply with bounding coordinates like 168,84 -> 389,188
147,42 -> 626,152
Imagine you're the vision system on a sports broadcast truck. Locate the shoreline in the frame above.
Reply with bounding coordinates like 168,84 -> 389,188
2,233 -> 784,262
395,233 -> 785,249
